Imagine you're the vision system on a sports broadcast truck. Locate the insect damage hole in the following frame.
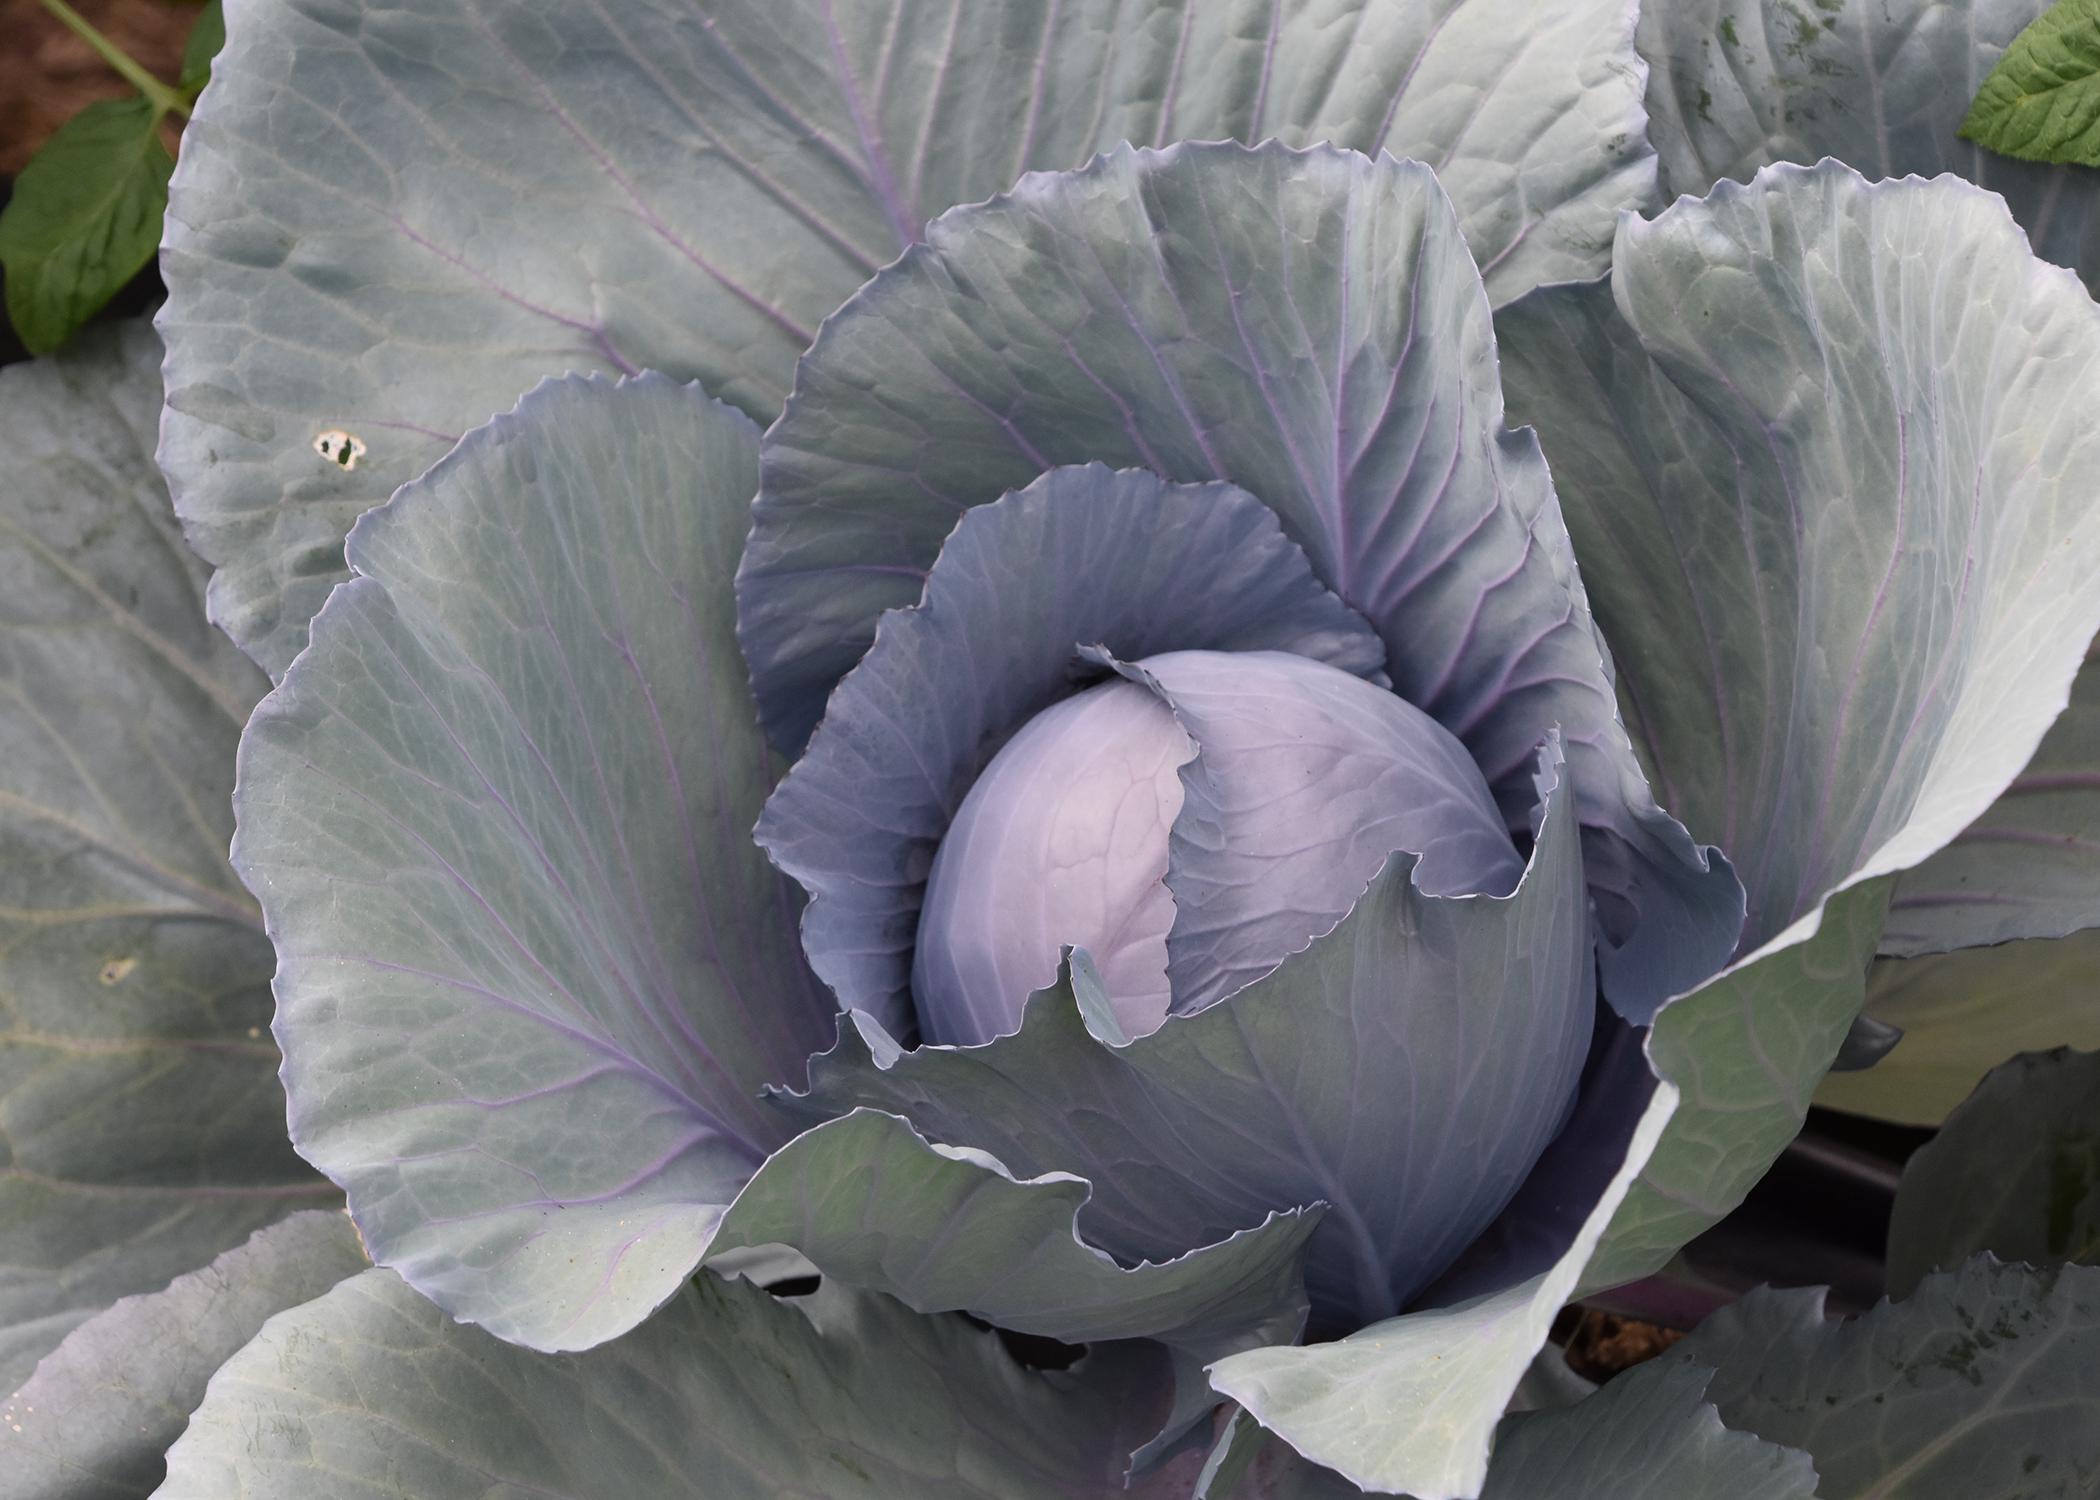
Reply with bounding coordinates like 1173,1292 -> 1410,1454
313,429 -> 367,470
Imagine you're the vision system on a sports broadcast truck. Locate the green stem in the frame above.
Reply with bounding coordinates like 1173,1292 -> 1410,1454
35,0 -> 190,118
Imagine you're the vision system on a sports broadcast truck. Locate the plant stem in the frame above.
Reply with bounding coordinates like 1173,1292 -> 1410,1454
35,0 -> 190,118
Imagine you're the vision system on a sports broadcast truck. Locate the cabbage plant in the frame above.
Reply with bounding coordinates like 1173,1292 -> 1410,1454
7,2 -> 2100,1498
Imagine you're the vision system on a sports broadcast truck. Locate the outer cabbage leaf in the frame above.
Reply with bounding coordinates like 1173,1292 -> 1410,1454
790,742 -> 1588,1331
153,1269 -> 1193,1500
0,1211 -> 365,1500
160,0 -> 1656,678
1882,646 -> 2100,956
1886,1046 -> 2100,1296
756,463 -> 1386,1037
1660,1260 -> 2100,1499
1196,1359 -> 1819,1500
233,374 -> 835,1350
1496,163 -> 2100,1283
1817,931 -> 2100,1124
1202,1087 -> 1677,1498
708,1108 -> 1320,1362
1476,1360 -> 1818,1500
747,141 -> 1739,1019
0,323 -> 334,1392
1637,0 -> 2100,291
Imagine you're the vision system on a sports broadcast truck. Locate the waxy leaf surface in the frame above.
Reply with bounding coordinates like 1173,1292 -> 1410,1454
0,323 -> 331,1391
161,0 -> 1656,675
748,141 -> 1737,1018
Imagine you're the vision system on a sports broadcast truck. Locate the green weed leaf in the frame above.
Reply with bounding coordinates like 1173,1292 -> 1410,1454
0,96 -> 172,353
1960,0 -> 2100,165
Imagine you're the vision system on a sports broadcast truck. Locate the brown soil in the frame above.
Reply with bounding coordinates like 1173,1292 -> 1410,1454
1560,1309 -> 1688,1383
1,0 -> 196,175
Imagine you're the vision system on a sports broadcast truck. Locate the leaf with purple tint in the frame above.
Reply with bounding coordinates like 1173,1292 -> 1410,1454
232,374 -> 836,1352
0,322 -> 334,1394
1638,0 -> 2100,292
153,1269 -> 1190,1500
709,1107 -> 1320,1362
755,463 -> 1387,1040
1113,648 -> 1525,1015
1202,1085 -> 1679,1499
1496,161 -> 2100,1291
160,0 -> 1657,677
746,140 -> 1738,1020
787,740 -> 1593,1336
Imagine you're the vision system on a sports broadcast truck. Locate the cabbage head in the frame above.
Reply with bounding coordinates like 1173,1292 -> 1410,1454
10,4 -> 2100,1499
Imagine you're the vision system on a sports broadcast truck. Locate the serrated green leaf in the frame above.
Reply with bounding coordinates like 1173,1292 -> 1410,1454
0,99 -> 172,354
1480,1361 -> 1818,1500
1887,1047 -> 2100,1295
1960,0 -> 2100,164
1663,1260 -> 2100,1499
178,0 -> 224,96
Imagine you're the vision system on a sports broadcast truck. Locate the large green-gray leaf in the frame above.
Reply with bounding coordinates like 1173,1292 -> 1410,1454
1201,1359 -> 1821,1499
1479,1360 -> 1819,1500
233,374 -> 835,1352
1960,0 -> 2100,165
0,321 -> 333,1393
153,1268 -> 1188,1500
1886,1047 -> 2100,1295
1575,880 -> 1893,1296
1200,1086 -> 1678,1499
1637,0 -> 2100,291
1817,932 -> 2100,1124
0,1211 -> 364,1500
161,0 -> 1657,679
1496,163 -> 2100,1284
1883,646 -> 2100,956
1662,1259 -> 2100,1499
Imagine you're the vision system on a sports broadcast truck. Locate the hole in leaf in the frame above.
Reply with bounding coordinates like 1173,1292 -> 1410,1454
313,429 -> 367,470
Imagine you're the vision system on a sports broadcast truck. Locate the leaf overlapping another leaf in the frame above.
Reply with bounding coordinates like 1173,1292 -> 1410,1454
160,0 -> 1660,678
0,1211 -> 365,1500
233,373 -> 1326,1378
153,1271 -> 1194,1500
1499,160 -> 2100,1287
746,140 -> 1739,1020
